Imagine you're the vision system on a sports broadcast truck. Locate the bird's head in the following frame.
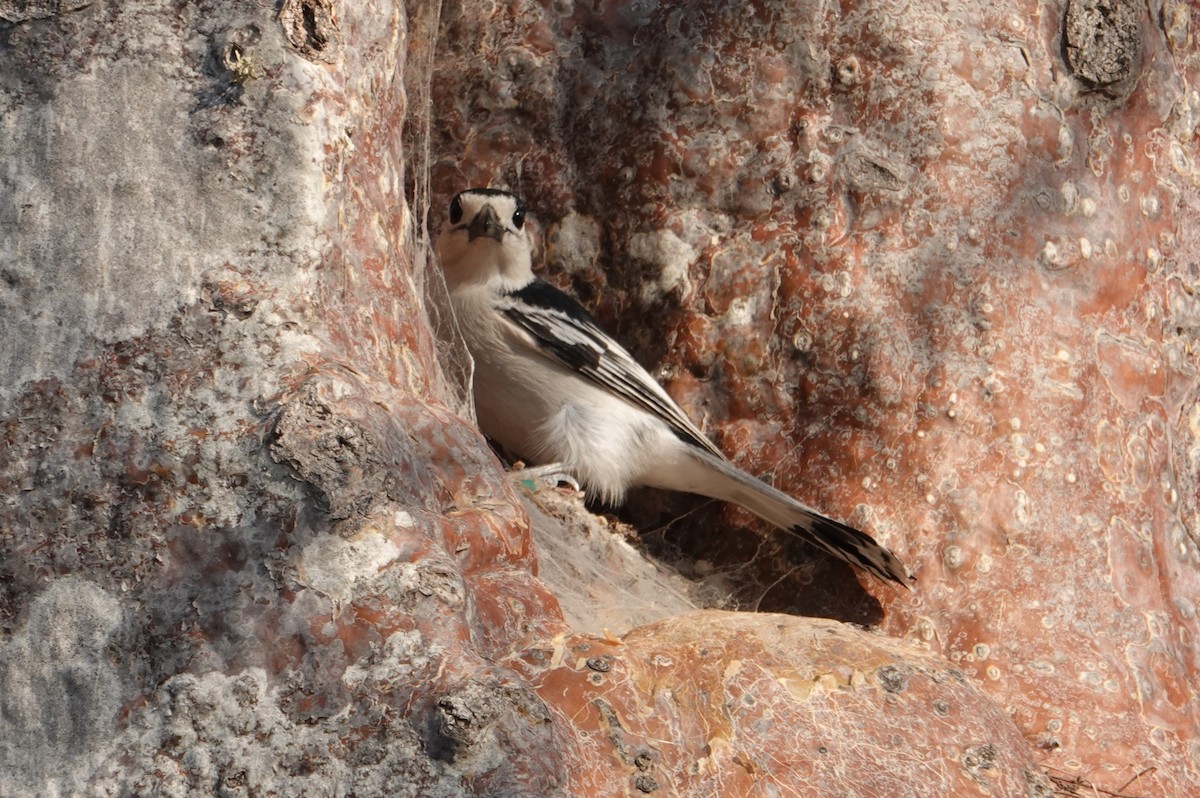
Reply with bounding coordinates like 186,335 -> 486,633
435,188 -> 534,290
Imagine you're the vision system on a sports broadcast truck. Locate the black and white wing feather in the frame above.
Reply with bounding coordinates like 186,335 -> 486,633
494,279 -> 913,586
496,279 -> 725,460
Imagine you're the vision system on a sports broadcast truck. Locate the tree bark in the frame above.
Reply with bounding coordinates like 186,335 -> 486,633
427,0 -> 1200,794
1,1 -> 1196,796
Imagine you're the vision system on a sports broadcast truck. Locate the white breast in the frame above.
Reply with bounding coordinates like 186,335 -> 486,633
451,284 -> 670,503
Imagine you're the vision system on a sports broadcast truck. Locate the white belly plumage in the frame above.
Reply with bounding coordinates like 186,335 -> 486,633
468,330 -> 672,503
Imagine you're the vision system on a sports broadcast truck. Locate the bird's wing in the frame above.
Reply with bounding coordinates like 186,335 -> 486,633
496,279 -> 726,459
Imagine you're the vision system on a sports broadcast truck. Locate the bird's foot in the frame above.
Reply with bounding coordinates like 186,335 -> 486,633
509,462 -> 582,493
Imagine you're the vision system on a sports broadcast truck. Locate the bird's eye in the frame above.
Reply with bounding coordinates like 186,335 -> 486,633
449,196 -> 463,225
512,206 -> 525,229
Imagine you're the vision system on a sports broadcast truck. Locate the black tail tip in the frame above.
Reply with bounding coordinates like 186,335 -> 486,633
793,517 -> 915,587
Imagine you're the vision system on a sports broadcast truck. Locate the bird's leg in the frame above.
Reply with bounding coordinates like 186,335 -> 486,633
508,462 -> 582,493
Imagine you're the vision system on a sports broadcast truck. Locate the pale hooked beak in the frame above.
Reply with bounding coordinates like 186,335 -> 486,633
467,204 -> 505,242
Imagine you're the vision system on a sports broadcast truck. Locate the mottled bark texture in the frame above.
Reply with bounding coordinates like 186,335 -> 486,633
0,3 -> 1195,798
428,0 -> 1200,795
0,1 -> 554,795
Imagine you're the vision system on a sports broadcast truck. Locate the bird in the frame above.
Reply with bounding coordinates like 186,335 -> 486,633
435,187 -> 913,586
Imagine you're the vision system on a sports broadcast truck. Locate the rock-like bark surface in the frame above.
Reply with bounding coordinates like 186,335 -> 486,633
429,0 -> 1200,795
509,611 -> 1054,797
0,2 -> 549,794
0,0 -> 1195,796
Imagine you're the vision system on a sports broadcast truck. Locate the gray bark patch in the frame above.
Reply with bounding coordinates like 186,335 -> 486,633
1063,0 -> 1142,90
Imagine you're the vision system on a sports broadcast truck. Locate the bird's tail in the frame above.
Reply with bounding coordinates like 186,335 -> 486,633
664,448 -> 914,586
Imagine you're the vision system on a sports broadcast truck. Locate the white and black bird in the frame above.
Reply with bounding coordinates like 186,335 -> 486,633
435,187 -> 913,586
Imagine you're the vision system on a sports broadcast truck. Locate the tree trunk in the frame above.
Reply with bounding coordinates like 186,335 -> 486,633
1,1 -> 1196,797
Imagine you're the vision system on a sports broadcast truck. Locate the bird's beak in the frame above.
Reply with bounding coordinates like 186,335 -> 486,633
467,204 -> 505,242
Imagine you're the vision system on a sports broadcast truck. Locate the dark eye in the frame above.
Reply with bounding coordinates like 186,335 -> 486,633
512,206 -> 525,229
449,196 -> 463,225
